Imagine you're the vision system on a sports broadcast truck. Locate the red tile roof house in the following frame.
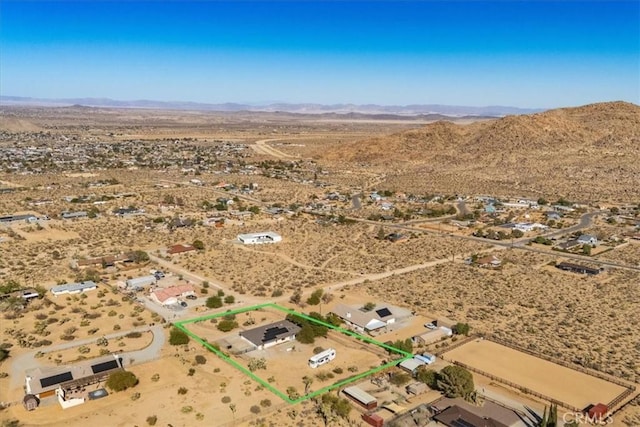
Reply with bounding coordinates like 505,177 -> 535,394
167,244 -> 196,255
476,255 -> 502,268
150,284 -> 195,306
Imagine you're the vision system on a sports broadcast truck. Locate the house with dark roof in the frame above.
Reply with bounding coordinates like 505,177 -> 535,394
239,320 -> 301,350
25,354 -> 123,401
433,405 -> 510,427
556,262 -> 601,276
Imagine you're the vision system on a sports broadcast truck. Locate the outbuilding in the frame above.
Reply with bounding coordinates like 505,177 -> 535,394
343,386 -> 377,410
125,275 -> 156,290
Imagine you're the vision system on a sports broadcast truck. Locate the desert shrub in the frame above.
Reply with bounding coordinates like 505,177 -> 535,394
206,296 -> 223,308
195,355 -> 207,365
169,328 -> 189,345
181,406 -> 193,413
332,367 -> 343,374
177,387 -> 188,395
146,415 -> 157,426
221,396 -> 231,404
106,371 -> 138,392
188,368 -> 195,376
126,331 -> 142,338
216,319 -> 238,332
151,373 -> 160,382
389,372 -> 411,386
250,405 -> 261,414
248,357 -> 267,372
224,295 -> 235,304
260,399 -> 272,407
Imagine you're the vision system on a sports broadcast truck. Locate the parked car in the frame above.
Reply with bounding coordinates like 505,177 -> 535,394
185,294 -> 197,300
180,301 -> 188,308
425,323 -> 436,330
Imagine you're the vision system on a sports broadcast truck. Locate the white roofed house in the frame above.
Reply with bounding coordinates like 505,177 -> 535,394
330,303 -> 404,334
51,281 -> 97,296
125,275 -> 156,291
237,231 -> 282,245
577,234 -> 598,246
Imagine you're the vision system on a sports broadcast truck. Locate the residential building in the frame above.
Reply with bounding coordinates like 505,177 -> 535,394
25,354 -> 123,401
476,255 -> 502,268
330,303 -> 403,333
399,358 -> 426,376
237,231 -> 282,245
167,244 -> 196,255
239,320 -> 301,350
60,211 -> 88,220
150,284 -> 195,306
577,234 -> 598,246
51,281 -> 97,296
556,262 -> 601,275
125,275 -> 156,290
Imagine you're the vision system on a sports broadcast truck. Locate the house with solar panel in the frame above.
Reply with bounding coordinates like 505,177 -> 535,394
24,354 -> 124,408
239,320 -> 301,350
330,303 -> 410,334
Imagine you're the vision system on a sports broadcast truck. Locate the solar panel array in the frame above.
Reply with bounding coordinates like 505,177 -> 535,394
40,371 -> 73,388
91,359 -> 120,374
375,307 -> 392,318
262,326 -> 289,342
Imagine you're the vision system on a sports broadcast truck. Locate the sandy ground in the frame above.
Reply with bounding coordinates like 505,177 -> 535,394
443,339 -> 627,410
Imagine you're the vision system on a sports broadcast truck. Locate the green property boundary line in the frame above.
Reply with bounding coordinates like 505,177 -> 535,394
174,302 -> 413,404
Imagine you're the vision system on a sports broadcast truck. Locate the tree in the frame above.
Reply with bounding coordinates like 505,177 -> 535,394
437,365 -> 475,400
132,250 -> 149,263
206,296 -> 223,308
192,240 -> 205,250
106,370 -> 138,392
363,302 -> 376,311
376,226 -> 385,240
390,338 -> 413,354
224,295 -> 235,304
582,244 -> 592,255
0,348 -> 9,362
416,367 -> 438,389
537,198 -> 548,205
169,328 -> 190,346
289,290 -> 302,305
452,323 -> 471,336
389,372 -> 412,386
306,289 -> 323,305
511,229 -> 524,238
296,324 -> 317,344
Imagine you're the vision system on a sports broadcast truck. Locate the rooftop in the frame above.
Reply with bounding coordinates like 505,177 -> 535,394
50,281 -> 97,294
239,319 -> 301,347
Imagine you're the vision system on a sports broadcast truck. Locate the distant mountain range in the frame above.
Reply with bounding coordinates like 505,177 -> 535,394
0,96 -> 543,117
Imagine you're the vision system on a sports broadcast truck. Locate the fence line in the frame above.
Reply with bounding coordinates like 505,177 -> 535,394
438,334 -> 637,413
483,335 -> 635,392
450,360 -> 581,412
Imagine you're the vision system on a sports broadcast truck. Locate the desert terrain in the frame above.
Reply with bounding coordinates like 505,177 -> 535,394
1,103 -> 640,427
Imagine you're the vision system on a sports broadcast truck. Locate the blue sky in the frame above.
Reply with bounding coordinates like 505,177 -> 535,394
1,1 -> 638,108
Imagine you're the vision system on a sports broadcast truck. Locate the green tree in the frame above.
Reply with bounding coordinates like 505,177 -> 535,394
537,198 -> 548,205
296,324 -> 317,344
192,240 -> 205,250
169,328 -> 190,346
132,250 -> 149,263
389,372 -> 412,386
206,296 -> 223,308
224,295 -> 235,304
453,323 -> 471,336
0,348 -> 9,362
306,289 -> 323,305
106,370 -> 138,392
437,365 -> 475,400
416,366 -> 438,388
582,244 -> 592,255
389,338 -> 413,354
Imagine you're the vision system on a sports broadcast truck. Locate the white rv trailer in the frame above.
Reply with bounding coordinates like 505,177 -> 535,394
309,348 -> 336,368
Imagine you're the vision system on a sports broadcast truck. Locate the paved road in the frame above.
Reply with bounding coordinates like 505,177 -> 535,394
251,138 -> 296,159
9,324 -> 165,388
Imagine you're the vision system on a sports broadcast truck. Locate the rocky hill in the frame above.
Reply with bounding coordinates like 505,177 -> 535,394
322,101 -> 640,201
